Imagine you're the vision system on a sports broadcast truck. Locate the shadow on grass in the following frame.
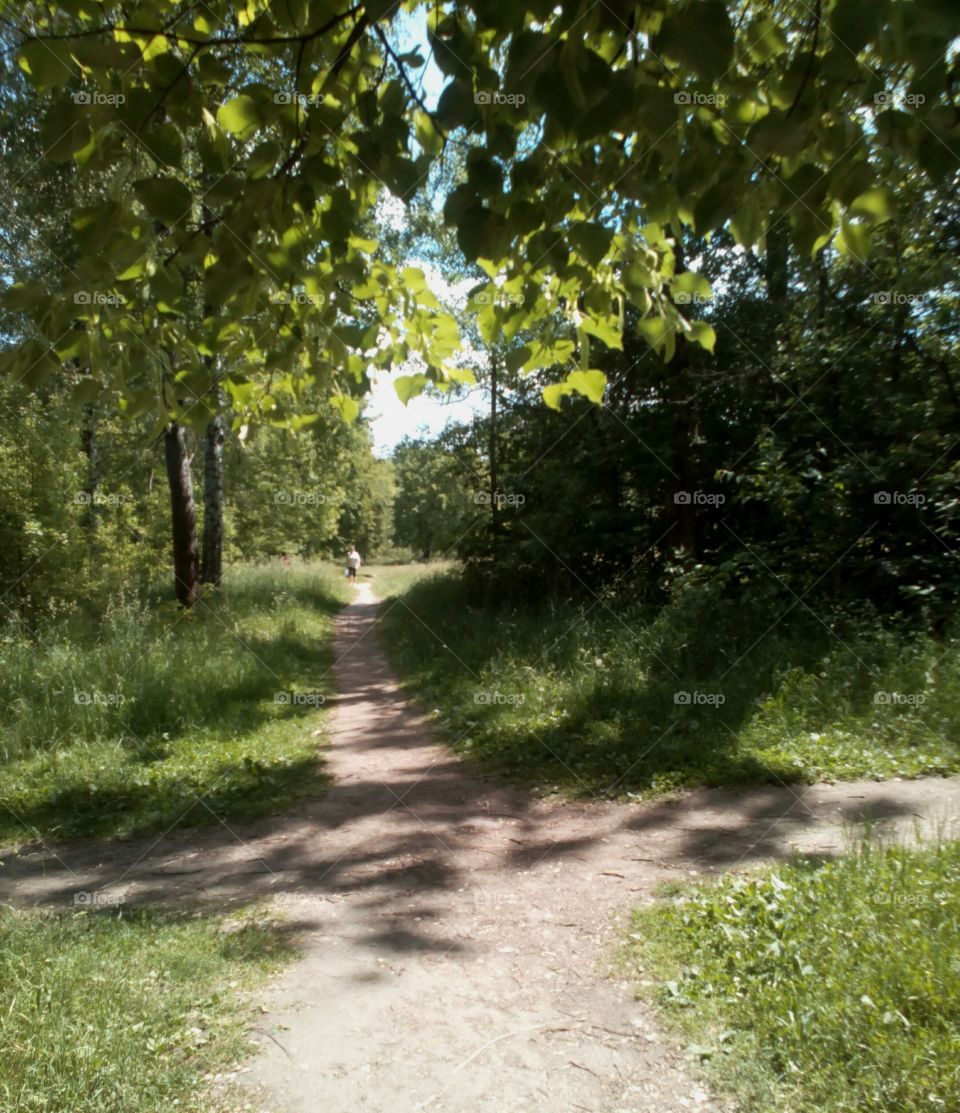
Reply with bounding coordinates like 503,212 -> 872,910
0,571 -> 347,843
2,584 -> 951,971
379,570 -> 959,798
7,753 -> 327,841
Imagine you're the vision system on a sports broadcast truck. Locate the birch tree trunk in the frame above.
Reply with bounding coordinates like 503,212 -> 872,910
201,414 -> 225,585
164,421 -> 201,607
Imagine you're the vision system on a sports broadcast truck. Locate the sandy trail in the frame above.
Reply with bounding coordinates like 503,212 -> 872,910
2,582 -> 959,1111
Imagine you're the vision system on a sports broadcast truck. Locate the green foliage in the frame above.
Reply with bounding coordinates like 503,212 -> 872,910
4,0 -> 957,415
627,840 -> 960,1111
0,563 -> 347,841
0,370 -> 393,616
391,433 -> 481,558
335,440 -> 396,560
0,904 -> 293,1113
227,412 -> 393,560
435,199 -> 960,615
378,571 -> 960,796
0,380 -> 170,625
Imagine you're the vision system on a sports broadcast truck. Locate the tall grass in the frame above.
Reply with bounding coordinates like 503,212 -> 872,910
361,559 -> 457,601
0,904 -> 294,1113
626,839 -> 960,1111
378,571 -> 960,795
0,561 -> 348,842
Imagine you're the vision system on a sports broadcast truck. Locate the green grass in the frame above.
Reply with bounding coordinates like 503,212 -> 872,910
0,903 -> 295,1113
378,571 -> 960,796
625,840 -> 960,1112
359,559 -> 457,602
0,561 -> 349,843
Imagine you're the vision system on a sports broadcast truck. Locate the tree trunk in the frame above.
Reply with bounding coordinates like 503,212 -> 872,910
489,353 -> 499,550
201,414 -> 225,585
765,219 -> 790,374
80,402 -> 98,533
164,422 -> 201,607
666,360 -> 699,564
666,240 -> 698,564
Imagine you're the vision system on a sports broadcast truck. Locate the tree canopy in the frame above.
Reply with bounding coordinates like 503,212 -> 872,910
3,0 -> 957,422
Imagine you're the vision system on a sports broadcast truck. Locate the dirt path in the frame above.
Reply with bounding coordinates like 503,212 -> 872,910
3,584 -> 960,1111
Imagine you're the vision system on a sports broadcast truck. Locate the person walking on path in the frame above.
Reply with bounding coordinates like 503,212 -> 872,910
346,544 -> 362,583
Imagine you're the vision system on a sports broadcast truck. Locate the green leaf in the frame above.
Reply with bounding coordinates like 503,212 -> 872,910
41,104 -> 89,162
745,17 -> 789,61
217,95 -> 262,140
579,315 -> 622,351
394,373 -> 429,404
133,178 -> 193,226
687,320 -> 716,353
330,395 -> 360,424
506,346 -> 532,374
656,0 -> 734,81
401,267 -> 427,293
730,198 -> 763,248
694,177 -> 741,233
565,369 -> 607,403
414,110 -> 443,156
836,218 -> 871,260
637,317 -> 675,352
543,382 -> 571,410
18,41 -> 76,89
569,222 -> 614,267
850,188 -> 894,224
1,281 -> 48,312
674,272 -> 713,300
830,0 -> 888,55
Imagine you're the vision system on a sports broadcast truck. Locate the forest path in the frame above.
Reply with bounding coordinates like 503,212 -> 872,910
3,583 -> 960,1111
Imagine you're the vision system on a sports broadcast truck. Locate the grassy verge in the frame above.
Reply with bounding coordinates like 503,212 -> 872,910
0,561 -> 348,843
625,840 -> 960,1112
0,903 -> 295,1113
378,571 -> 960,795
357,560 -> 457,602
